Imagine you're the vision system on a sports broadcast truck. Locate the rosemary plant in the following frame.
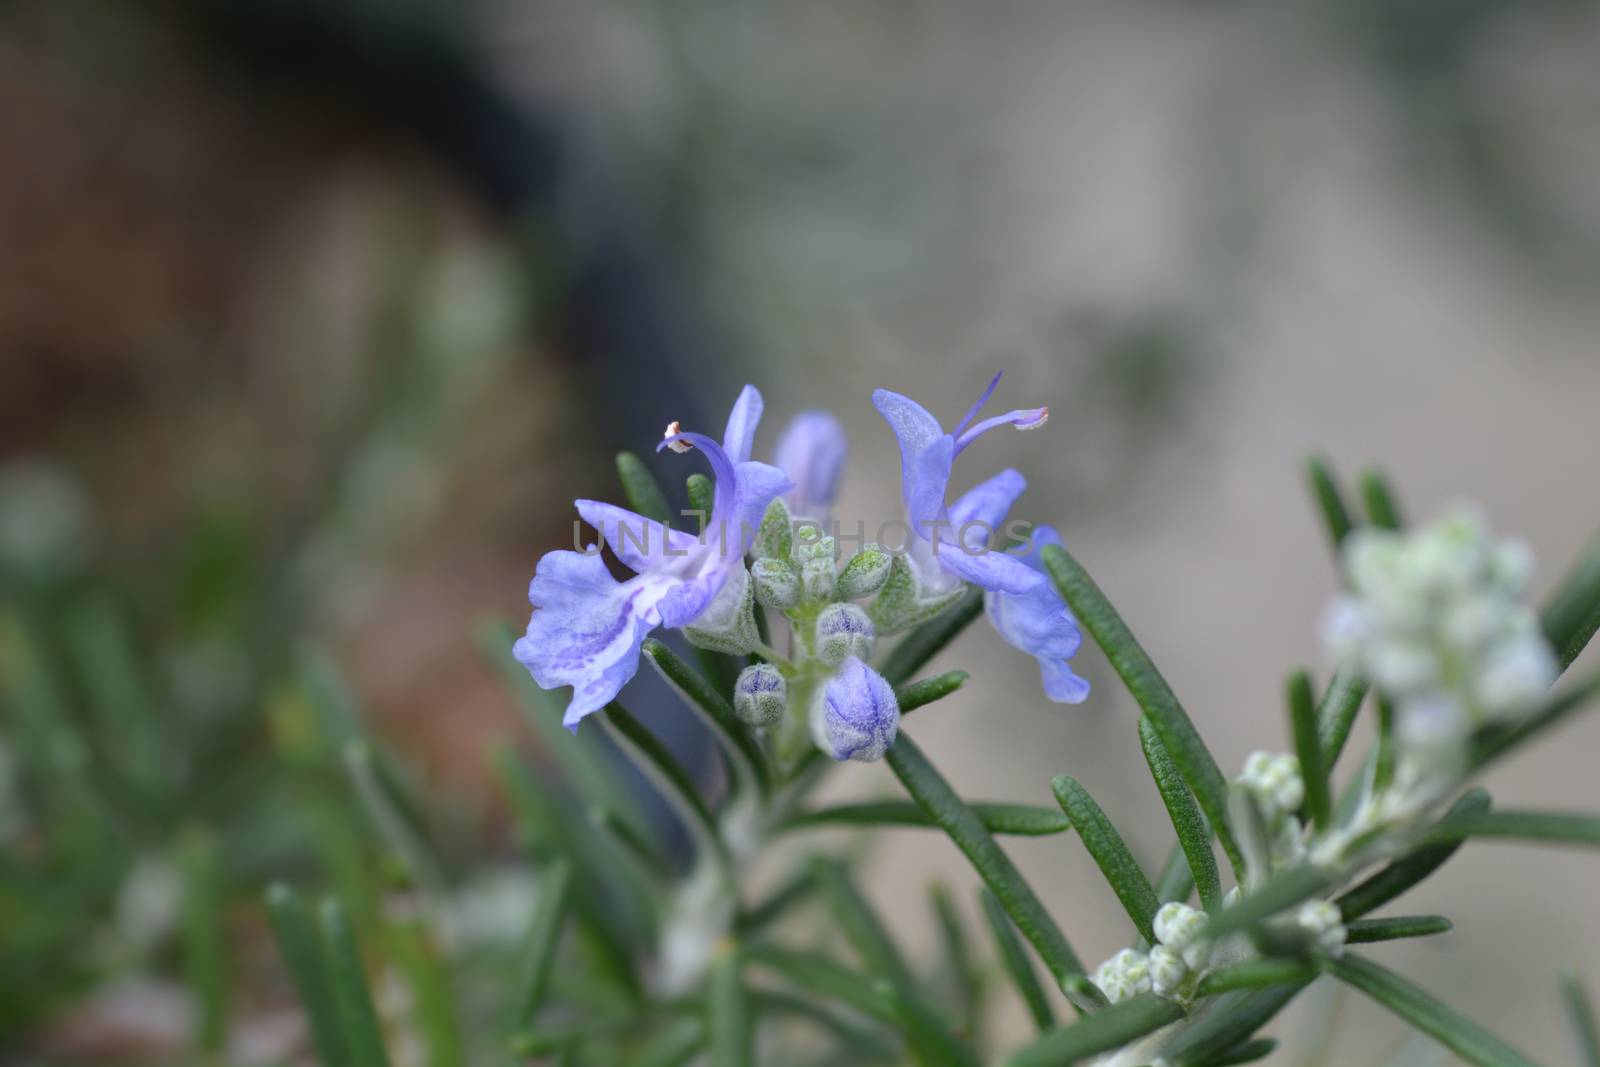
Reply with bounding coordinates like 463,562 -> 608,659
250,377 -> 1600,1066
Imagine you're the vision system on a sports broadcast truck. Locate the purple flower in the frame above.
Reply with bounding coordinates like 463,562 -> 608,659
873,373 -> 1088,704
812,656 -> 899,762
514,386 -> 792,729
774,411 -> 848,520
985,526 -> 1090,704
872,372 -> 1046,596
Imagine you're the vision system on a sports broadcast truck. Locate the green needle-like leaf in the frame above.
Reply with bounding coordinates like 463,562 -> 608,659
616,451 -> 672,525
879,586 -> 986,687
1562,972 -> 1600,1067
1162,985 -> 1307,1067
1042,543 -> 1242,878
1195,959 -> 1318,997
1543,527 -> 1600,671
515,860 -> 574,1026
628,1017 -> 706,1067
981,888 -> 1056,1032
809,857 -> 917,995
1337,788 -> 1491,920
1325,953 -> 1538,1067
180,828 -> 228,1056
1140,717 -> 1221,911
1209,1037 -> 1279,1066
1315,666 -> 1368,770
708,946 -> 751,1067
318,898 -> 394,1067
743,945 -> 895,1023
1358,469 -> 1404,531
1203,865 -> 1335,941
782,800 -> 1071,837
876,981 -> 983,1067
1288,671 -> 1331,832
1052,775 -> 1160,943
265,884 -> 351,1067
599,703 -> 725,866
1002,993 -> 1185,1067
642,639 -> 770,798
885,733 -> 1087,990
1423,809 -> 1600,848
1345,915 -> 1453,944
1305,455 -> 1355,551
897,669 -> 972,713
931,884 -> 983,1042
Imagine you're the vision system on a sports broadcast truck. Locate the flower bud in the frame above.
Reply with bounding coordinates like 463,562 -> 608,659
774,411 -> 848,521
1238,750 -> 1304,816
835,543 -> 892,600
1153,902 -> 1205,952
751,557 -> 801,611
1295,899 -> 1347,957
733,664 -> 787,726
1091,948 -> 1151,1005
755,498 -> 793,561
815,603 -> 875,667
811,657 -> 899,762
1147,944 -> 1187,998
796,533 -> 837,601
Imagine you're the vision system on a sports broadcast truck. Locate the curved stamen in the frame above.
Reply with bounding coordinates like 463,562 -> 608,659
952,370 -> 1004,438
953,406 -> 1049,455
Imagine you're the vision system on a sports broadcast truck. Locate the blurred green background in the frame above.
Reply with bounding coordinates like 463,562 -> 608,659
3,1 -> 1599,1062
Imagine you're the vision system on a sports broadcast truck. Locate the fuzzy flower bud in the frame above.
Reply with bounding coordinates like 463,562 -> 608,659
751,557 -> 801,611
835,544 -> 892,600
810,656 -> 899,762
1147,944 -> 1188,998
815,603 -> 875,667
795,532 -> 837,601
1152,902 -> 1212,970
733,664 -> 787,726
1091,948 -> 1151,1005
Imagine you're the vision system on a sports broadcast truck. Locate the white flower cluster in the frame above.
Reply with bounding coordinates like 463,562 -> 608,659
1091,903 -> 1216,1005
1324,508 -> 1557,765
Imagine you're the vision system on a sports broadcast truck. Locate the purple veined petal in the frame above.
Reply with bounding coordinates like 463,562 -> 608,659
903,435 -> 956,536
952,370 -> 1004,438
982,524 -> 1089,704
953,405 -> 1049,456
732,460 -> 795,549
575,499 -> 702,575
654,570 -> 725,630
933,538 -> 1044,594
948,468 -> 1027,550
774,411 -> 848,518
872,388 -> 946,464
721,384 -> 764,465
514,550 -> 673,729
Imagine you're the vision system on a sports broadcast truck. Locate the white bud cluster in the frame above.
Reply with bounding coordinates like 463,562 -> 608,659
1324,507 -> 1557,764
1237,751 -> 1303,817
1233,752 -> 1308,876
1091,947 -> 1151,1004
1294,899 -> 1347,958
